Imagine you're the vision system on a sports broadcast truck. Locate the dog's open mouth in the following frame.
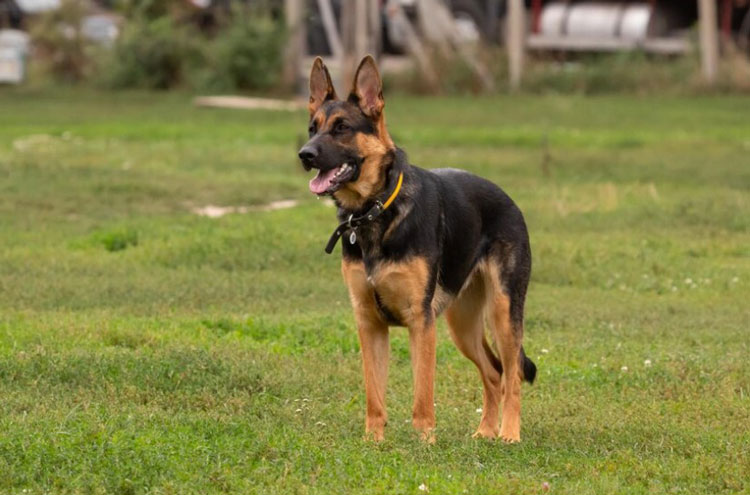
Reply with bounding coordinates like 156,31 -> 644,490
309,163 -> 357,195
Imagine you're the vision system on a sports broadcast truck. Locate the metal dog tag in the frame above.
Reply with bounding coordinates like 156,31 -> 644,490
349,230 -> 357,244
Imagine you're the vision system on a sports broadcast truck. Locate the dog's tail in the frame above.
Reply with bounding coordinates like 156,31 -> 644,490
521,346 -> 537,384
484,341 -> 537,385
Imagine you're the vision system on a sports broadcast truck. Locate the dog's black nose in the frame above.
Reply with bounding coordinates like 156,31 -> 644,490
298,146 -> 318,162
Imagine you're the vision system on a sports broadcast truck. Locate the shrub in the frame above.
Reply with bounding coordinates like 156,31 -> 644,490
99,16 -> 201,90
29,0 -> 95,82
522,51 -> 699,95
198,12 -> 286,92
97,6 -> 285,92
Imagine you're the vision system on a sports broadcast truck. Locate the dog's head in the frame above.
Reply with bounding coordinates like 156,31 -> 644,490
298,56 -> 394,210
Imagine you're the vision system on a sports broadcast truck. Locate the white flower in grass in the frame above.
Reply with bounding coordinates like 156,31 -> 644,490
476,408 -> 482,413
684,278 -> 693,284
621,366 -> 628,372
644,359 -> 652,367
541,348 -> 549,354
418,483 -> 429,492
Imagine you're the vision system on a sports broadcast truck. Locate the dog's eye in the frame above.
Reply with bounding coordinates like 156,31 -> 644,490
334,122 -> 350,133
308,124 -> 316,137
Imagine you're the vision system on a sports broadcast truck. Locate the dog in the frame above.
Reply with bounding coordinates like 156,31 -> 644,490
298,56 -> 536,443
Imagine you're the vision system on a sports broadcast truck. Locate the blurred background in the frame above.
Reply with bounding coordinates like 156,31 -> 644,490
1,0 -> 750,93
1,2 -> 749,493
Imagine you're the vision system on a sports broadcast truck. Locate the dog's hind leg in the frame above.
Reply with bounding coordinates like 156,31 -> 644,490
445,271 -> 504,439
483,257 -> 531,443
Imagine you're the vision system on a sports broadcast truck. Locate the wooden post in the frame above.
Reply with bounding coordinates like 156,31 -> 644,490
283,0 -> 305,93
317,0 -> 344,59
368,0 -> 382,56
507,0 -> 525,91
342,0 -> 370,87
385,0 -> 440,92
698,0 -> 719,85
354,0 -> 368,57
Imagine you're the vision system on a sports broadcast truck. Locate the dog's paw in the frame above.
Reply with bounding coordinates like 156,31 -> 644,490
420,428 -> 436,444
412,418 -> 436,444
364,429 -> 385,442
499,430 -> 521,444
472,426 -> 500,439
500,415 -> 521,444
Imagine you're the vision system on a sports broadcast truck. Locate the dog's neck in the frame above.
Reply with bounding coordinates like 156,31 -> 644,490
336,148 -> 405,217
334,149 -> 411,255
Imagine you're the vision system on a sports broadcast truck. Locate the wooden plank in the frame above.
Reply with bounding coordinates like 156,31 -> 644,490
384,0 -> 440,92
316,0 -> 344,59
526,35 -> 692,54
194,96 -> 305,112
507,0 -> 525,91
283,0 -> 306,93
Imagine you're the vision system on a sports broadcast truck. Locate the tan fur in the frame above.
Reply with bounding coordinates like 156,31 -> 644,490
342,260 -> 389,441
333,128 -> 392,210
369,258 -> 430,326
313,112 -> 325,132
331,56 -> 395,209
445,271 -> 503,438
431,284 -> 454,316
312,56 -> 529,444
442,260 -> 526,442
343,257 -> 436,441
308,57 -> 336,116
481,262 -> 523,443
308,57 -> 395,210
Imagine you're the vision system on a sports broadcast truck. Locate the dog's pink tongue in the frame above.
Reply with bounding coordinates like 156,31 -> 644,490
309,168 -> 338,194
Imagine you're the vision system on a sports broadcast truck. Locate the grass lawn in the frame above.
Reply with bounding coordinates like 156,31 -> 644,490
0,88 -> 748,494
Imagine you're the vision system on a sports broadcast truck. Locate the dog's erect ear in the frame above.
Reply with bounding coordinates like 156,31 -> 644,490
309,57 -> 337,116
349,55 -> 384,119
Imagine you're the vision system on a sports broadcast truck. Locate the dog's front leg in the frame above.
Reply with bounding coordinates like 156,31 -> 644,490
343,260 -> 390,441
357,319 -> 389,441
408,320 -> 436,442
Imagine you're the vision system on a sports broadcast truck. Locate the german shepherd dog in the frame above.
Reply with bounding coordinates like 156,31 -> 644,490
298,56 -> 536,443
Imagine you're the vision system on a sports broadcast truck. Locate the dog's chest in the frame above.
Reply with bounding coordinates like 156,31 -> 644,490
361,257 -> 433,326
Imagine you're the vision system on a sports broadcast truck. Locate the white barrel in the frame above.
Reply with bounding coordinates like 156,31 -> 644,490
540,2 -> 569,37
620,4 -> 651,40
566,2 -> 624,38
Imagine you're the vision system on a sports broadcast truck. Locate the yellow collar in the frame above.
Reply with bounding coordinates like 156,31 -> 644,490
382,172 -> 404,210
324,171 -> 405,254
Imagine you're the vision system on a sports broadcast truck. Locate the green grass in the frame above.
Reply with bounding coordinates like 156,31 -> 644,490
0,88 -> 749,494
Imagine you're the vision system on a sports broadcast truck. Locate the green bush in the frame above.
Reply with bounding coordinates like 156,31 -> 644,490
523,51 -> 699,95
30,0 -> 95,82
97,9 -> 285,92
198,13 -> 286,92
117,0 -> 175,20
99,16 -> 201,90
